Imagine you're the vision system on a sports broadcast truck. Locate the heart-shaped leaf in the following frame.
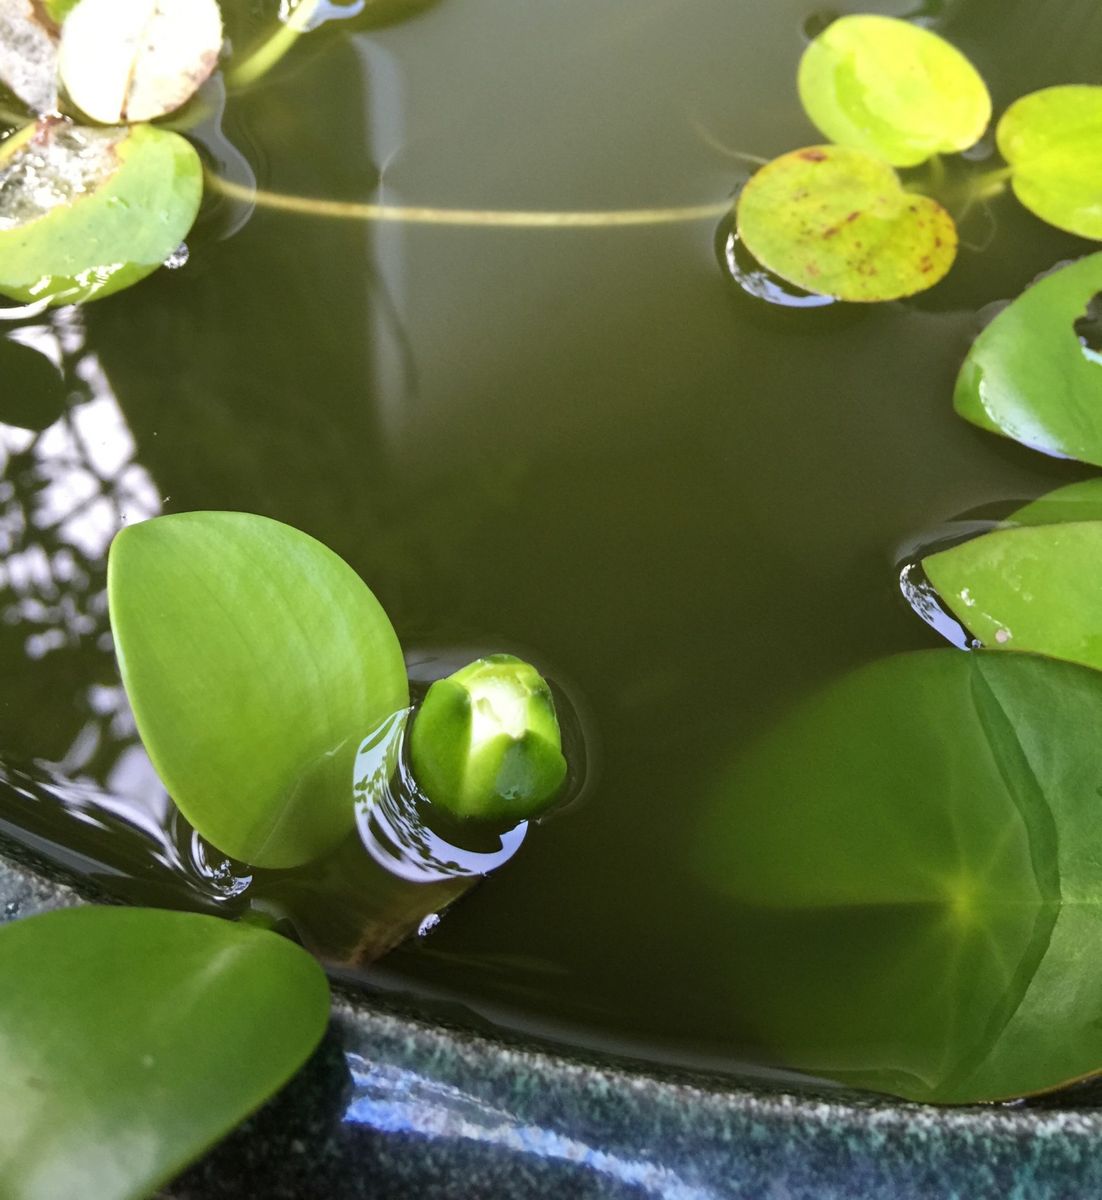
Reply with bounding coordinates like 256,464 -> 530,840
0,906 -> 329,1200
0,118 -> 202,306
953,253 -> 1102,464
797,15 -> 991,168
998,86 -> 1102,240
736,145 -> 957,302
0,0 -> 59,114
924,521 -> 1102,672
58,0 -> 223,125
699,648 -> 1102,1103
108,511 -> 409,868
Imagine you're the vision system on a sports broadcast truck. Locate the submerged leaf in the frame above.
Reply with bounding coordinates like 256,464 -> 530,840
59,0 -> 223,125
924,521 -> 1102,672
0,0 -> 59,114
998,86 -> 1102,240
953,253 -> 1102,464
700,649 -> 1102,1103
0,906 -> 329,1200
108,511 -> 409,869
736,145 -> 957,302
0,118 -> 202,305
797,15 -> 990,167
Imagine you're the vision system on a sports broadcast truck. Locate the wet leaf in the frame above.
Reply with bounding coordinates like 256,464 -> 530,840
736,145 -> 957,302
0,906 -> 329,1200
797,14 -> 990,167
953,253 -> 1102,464
58,0 -> 223,125
108,511 -> 409,869
998,86 -> 1102,240
0,118 -> 201,306
0,0 -> 59,114
924,521 -> 1102,672
700,649 -> 1102,1103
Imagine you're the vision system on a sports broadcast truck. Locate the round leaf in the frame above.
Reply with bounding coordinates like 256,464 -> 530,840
924,521 -> 1102,672
953,252 -> 1102,464
0,906 -> 329,1200
0,118 -> 202,306
699,649 -> 1102,1103
797,15 -> 991,167
998,86 -> 1102,240
736,145 -> 957,302
59,0 -> 223,125
108,512 -> 409,868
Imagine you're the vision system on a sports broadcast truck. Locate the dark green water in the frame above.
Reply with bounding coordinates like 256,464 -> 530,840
3,0 -> 1102,1088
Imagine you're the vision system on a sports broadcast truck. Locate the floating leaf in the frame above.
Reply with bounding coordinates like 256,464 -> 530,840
0,118 -> 202,306
954,253 -> 1102,464
924,521 -> 1102,672
797,15 -> 991,168
998,86 -> 1102,240
108,511 -> 409,869
1009,477 -> 1102,527
0,0 -> 59,114
58,0 -> 223,125
0,906 -> 329,1200
700,649 -> 1102,1103
736,145 -> 957,302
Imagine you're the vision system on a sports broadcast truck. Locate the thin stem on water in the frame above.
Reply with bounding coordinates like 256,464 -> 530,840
230,0 -> 324,88
970,165 -> 1014,200
205,171 -> 733,229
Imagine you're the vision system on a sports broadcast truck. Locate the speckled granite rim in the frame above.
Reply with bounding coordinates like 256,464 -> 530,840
5,847 -> 1102,1199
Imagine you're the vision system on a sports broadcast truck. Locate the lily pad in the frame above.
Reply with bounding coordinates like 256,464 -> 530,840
59,0 -> 223,125
700,648 -> 1102,1103
953,253 -> 1102,464
1009,478 -> 1102,527
797,15 -> 991,167
924,521 -> 1102,672
0,118 -> 202,306
108,511 -> 409,869
0,0 -> 59,114
998,86 -> 1102,240
736,145 -> 957,302
0,906 -> 329,1200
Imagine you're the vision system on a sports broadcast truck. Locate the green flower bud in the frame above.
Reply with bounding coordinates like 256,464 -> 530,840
409,654 -> 568,823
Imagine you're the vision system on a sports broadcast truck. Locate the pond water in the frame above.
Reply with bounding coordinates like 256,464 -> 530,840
3,0 -> 1102,1098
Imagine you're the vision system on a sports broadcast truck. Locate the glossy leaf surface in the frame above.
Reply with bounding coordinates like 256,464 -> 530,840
924,521 -> 1102,672
797,15 -> 990,167
736,145 -> 956,302
0,906 -> 329,1200
1010,478 -> 1102,527
953,253 -> 1102,464
998,87 -> 1102,240
108,511 -> 408,868
0,0 -> 59,114
700,649 -> 1102,1103
0,119 -> 202,306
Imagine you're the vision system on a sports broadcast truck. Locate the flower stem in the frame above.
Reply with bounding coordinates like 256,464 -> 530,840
230,0 -> 324,88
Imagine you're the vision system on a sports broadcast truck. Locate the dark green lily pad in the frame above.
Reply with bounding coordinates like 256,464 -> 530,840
108,511 -> 409,869
998,86 -> 1102,240
953,253 -> 1102,464
700,649 -> 1102,1103
797,14 -> 990,167
0,906 -> 329,1200
0,118 -> 202,307
736,145 -> 957,302
924,521 -> 1102,672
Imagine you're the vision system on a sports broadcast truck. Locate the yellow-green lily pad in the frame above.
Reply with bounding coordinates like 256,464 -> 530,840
798,14 -> 991,168
0,118 -> 201,306
736,145 -> 957,302
997,86 -> 1102,240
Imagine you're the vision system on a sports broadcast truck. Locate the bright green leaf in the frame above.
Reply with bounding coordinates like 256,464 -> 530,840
998,86 -> 1102,240
924,521 -> 1102,672
736,145 -> 957,302
953,253 -> 1102,464
107,511 -> 409,868
42,0 -> 79,21
700,649 -> 1102,1103
1009,477 -> 1102,527
0,118 -> 202,306
0,906 -> 329,1200
797,15 -> 990,167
